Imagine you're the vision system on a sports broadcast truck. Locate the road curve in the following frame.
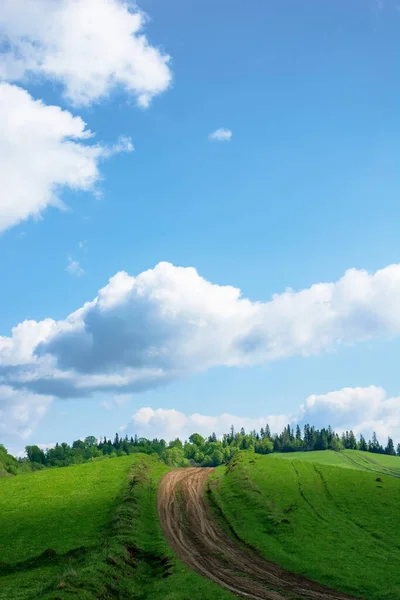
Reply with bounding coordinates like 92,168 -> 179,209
157,467 -> 359,600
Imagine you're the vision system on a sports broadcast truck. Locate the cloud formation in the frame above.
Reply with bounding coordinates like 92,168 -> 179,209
0,83 -> 133,233
0,385 -> 52,440
1,261 -> 400,406
128,385 -> 400,443
300,385 -> 400,442
66,257 -> 84,277
0,0 -> 172,107
102,394 -> 132,410
208,128 -> 232,142
132,407 -> 290,441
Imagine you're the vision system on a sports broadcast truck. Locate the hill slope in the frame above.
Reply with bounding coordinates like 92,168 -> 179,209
0,454 -> 234,600
209,450 -> 400,600
158,467 -> 357,599
273,449 -> 400,476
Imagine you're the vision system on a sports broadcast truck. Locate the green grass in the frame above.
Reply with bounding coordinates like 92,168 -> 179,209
0,455 -> 135,563
209,450 -> 400,600
0,455 -> 135,600
0,454 -> 234,600
274,449 -> 400,477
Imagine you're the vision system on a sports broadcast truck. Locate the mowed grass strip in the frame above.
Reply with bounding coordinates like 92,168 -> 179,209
209,451 -> 400,600
271,449 -> 400,477
0,455 -> 135,563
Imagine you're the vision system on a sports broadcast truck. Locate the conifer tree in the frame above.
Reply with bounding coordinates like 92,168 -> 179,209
359,434 -> 368,451
385,437 -> 396,456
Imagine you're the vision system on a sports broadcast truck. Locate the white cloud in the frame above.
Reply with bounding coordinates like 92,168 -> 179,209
132,406 -> 289,441
0,0 -> 172,107
128,385 -> 400,443
37,442 -> 56,451
101,394 -> 131,410
299,385 -> 400,442
0,385 -> 52,439
0,318 -> 57,366
1,261 -> 400,411
208,128 -> 232,142
66,257 -> 84,277
0,83 -> 133,233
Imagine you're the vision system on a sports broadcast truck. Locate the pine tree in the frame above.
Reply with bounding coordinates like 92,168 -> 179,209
349,430 -> 357,450
303,424 -> 310,449
369,431 -> 381,454
385,437 -> 396,456
358,434 -> 368,451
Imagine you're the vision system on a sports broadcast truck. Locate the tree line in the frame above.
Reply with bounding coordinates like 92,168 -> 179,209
1,423 -> 399,475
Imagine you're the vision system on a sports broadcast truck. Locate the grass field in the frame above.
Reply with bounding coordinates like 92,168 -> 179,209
0,455 -> 135,600
274,449 -> 400,476
2,449 -> 398,599
0,455 -> 135,564
0,454 -> 234,600
209,450 -> 400,600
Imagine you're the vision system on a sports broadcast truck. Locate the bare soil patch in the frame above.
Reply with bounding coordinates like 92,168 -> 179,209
157,467 -> 360,600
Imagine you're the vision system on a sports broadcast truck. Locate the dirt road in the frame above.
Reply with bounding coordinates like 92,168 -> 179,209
157,467 -> 359,600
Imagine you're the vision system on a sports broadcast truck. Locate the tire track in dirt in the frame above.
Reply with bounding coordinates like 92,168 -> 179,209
157,467 -> 360,600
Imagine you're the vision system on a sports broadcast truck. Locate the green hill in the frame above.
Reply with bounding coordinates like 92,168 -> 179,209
0,454 -> 233,600
273,448 -> 400,475
209,450 -> 400,600
2,447 -> 399,599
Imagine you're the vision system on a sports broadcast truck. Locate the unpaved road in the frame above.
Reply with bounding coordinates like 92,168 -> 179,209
157,467 -> 359,600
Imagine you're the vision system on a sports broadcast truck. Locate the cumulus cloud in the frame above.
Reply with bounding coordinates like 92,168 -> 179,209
132,407 -> 290,441
1,261 -> 400,405
0,83 -> 133,233
299,385 -> 400,442
208,128 -> 232,142
0,385 -> 52,439
2,267 -> 400,445
0,0 -> 172,107
66,257 -> 84,277
127,386 -> 400,443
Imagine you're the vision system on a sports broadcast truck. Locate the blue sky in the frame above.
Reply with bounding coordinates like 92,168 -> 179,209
1,0 -> 400,453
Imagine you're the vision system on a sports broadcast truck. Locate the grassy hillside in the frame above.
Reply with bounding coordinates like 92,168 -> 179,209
274,449 -> 400,475
0,455 -> 135,600
209,450 -> 400,600
1,455 -> 135,564
0,454 -> 234,600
